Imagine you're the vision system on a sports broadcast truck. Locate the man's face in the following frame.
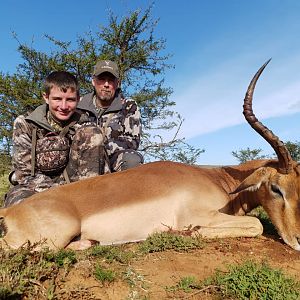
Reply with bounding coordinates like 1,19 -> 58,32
43,85 -> 79,122
92,72 -> 118,105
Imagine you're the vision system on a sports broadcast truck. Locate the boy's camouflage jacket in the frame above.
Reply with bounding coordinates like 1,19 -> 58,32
77,90 -> 142,158
11,104 -> 84,190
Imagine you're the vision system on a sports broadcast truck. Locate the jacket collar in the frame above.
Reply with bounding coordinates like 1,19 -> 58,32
25,104 -> 81,131
25,104 -> 52,131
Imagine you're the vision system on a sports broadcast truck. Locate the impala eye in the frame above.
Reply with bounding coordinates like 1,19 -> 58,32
271,184 -> 284,198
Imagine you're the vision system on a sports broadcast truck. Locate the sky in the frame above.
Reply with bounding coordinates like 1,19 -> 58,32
1,0 -> 300,165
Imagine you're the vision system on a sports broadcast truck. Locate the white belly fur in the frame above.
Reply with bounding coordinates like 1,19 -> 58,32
80,191 -> 191,245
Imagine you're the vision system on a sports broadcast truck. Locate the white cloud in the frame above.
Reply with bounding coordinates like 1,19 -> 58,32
172,58 -> 300,140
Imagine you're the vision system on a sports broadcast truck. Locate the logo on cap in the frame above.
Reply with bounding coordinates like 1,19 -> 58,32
93,60 -> 119,78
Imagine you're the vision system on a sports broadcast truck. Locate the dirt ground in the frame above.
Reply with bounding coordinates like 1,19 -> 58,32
54,232 -> 300,299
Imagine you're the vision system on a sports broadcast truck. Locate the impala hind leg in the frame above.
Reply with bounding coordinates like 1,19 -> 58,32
66,239 -> 97,250
2,214 -> 82,250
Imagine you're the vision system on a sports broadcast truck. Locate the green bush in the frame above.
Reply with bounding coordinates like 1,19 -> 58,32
88,244 -> 135,264
45,248 -> 77,267
139,231 -> 205,253
202,260 -> 300,299
248,206 -> 277,235
0,245 -> 61,299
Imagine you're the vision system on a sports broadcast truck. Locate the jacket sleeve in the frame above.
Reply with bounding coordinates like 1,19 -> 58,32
12,116 -> 57,191
105,99 -> 142,156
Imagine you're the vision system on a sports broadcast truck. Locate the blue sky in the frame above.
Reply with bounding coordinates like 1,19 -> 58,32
1,0 -> 300,165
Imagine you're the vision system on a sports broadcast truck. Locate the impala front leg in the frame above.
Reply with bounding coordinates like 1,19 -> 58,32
191,213 -> 263,239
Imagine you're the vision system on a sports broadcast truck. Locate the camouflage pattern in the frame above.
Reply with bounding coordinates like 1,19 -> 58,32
5,88 -> 143,207
66,124 -> 110,181
77,91 -> 143,172
4,104 -> 107,207
4,175 -> 60,207
110,149 -> 144,172
35,133 -> 70,174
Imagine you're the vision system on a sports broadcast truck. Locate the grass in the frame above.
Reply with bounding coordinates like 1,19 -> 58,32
201,260 -> 300,299
88,244 -> 135,264
45,248 -> 77,267
166,261 -> 300,299
166,276 -> 201,293
248,206 -> 277,235
0,232 -> 205,299
138,231 -> 205,253
0,228 -> 299,299
94,265 -> 117,284
0,243 -> 64,299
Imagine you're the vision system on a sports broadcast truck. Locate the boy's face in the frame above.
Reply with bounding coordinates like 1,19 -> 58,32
43,85 -> 79,122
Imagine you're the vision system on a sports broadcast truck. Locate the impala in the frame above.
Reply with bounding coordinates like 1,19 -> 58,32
1,60 -> 300,251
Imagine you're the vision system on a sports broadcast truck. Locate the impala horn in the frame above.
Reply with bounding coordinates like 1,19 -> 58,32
243,59 -> 293,174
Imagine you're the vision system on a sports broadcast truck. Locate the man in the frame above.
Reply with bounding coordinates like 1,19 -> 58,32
5,71 -> 104,207
77,60 -> 143,172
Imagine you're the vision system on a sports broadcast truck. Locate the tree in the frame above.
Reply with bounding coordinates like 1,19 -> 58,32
232,140 -> 300,164
0,4 -> 203,166
284,141 -> 300,161
0,151 -> 11,175
232,147 -> 268,164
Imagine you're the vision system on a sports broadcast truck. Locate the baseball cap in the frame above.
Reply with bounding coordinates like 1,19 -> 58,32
93,60 -> 119,79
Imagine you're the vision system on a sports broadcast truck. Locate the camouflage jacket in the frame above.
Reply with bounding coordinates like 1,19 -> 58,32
77,90 -> 142,157
11,104 -> 84,191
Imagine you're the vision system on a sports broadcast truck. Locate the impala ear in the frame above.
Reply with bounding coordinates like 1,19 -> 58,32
230,167 -> 274,194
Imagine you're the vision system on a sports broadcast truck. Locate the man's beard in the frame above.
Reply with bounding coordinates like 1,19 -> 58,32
98,90 -> 114,102
99,95 -> 112,102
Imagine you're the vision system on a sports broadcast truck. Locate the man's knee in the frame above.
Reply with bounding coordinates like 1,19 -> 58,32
111,150 -> 143,172
4,186 -> 36,207
122,151 -> 144,169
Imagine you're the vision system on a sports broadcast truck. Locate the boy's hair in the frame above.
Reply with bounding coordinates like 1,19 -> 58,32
43,71 -> 79,96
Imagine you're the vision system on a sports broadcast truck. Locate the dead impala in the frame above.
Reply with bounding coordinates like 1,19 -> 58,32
1,60 -> 300,251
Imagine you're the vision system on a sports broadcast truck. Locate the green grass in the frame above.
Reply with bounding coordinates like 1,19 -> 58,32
201,260 -> 300,299
0,244 -> 62,299
166,276 -> 201,293
0,231 -> 299,299
88,244 -> 135,264
45,248 -> 77,267
166,261 -> 300,299
0,232 -> 205,298
94,265 -> 117,283
248,206 -> 277,235
138,231 -> 205,253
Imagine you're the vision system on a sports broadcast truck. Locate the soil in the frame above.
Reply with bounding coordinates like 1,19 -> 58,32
54,232 -> 300,299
